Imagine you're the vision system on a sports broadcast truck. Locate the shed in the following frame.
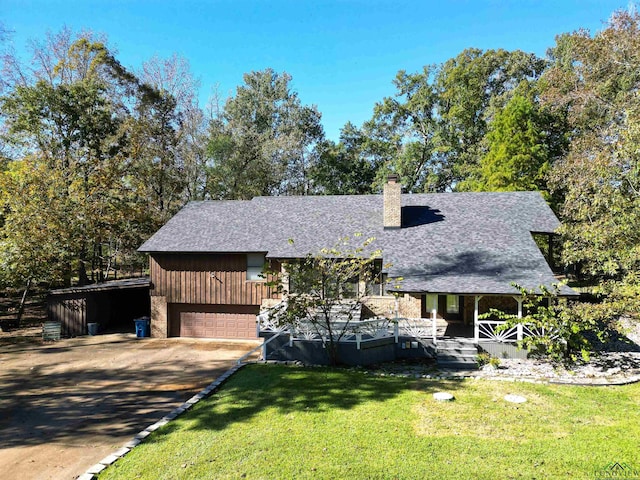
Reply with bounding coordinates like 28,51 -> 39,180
47,277 -> 151,336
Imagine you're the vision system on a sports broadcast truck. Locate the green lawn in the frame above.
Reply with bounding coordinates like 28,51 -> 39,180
99,364 -> 640,480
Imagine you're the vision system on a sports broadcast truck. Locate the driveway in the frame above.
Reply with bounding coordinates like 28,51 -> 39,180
0,332 -> 258,480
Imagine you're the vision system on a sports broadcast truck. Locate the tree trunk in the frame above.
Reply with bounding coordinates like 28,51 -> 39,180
78,261 -> 90,286
16,278 -> 32,328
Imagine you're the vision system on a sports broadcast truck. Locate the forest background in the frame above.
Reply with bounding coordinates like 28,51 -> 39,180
0,8 -> 638,326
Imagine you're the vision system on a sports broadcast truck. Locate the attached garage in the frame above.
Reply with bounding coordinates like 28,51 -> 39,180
168,304 -> 259,339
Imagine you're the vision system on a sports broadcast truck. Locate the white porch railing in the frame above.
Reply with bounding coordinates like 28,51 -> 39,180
258,313 -> 397,349
477,320 -> 557,343
477,320 -> 520,342
258,311 -> 450,348
396,318 -> 442,339
258,303 -> 554,348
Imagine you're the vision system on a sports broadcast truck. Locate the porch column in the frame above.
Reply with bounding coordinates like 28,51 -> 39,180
516,296 -> 523,340
473,295 -> 483,344
429,294 -> 438,343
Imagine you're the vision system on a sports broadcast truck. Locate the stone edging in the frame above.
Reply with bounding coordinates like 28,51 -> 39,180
262,359 -> 640,386
363,369 -> 640,386
77,363 -> 247,480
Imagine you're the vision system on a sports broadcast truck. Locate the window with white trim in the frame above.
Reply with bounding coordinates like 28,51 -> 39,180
246,253 -> 266,281
446,295 -> 459,314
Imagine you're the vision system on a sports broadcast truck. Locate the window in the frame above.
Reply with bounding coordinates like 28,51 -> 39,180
366,272 -> 388,296
287,264 -> 359,298
246,253 -> 266,281
365,261 -> 389,296
341,277 -> 360,298
446,295 -> 459,314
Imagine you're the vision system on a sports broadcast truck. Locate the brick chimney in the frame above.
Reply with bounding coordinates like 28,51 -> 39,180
383,174 -> 401,229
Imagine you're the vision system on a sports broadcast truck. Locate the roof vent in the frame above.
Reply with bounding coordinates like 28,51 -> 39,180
383,174 -> 401,229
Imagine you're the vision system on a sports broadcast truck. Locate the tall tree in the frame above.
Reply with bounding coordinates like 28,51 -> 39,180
458,87 -> 563,195
366,66 -> 440,192
0,31 -> 154,286
543,10 -> 640,317
310,122 -> 378,194
206,69 -> 324,199
137,54 -> 209,205
364,49 -> 547,192
436,49 -> 547,186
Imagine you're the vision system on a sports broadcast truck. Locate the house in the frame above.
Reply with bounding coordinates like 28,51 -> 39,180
139,176 -> 577,364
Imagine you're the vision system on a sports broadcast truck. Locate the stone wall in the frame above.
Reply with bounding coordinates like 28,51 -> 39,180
350,294 -> 423,320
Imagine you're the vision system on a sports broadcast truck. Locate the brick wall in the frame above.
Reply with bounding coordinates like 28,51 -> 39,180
362,296 -> 396,318
479,295 -> 518,316
399,293 -> 422,318
150,295 -> 168,338
383,177 -> 401,228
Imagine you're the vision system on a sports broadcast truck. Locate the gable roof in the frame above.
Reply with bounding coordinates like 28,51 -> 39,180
139,191 -> 576,296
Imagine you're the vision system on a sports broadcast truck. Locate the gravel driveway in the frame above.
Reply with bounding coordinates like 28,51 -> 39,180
0,332 -> 258,480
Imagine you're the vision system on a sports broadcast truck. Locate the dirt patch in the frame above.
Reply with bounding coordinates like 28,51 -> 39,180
0,293 -> 48,333
0,333 -> 259,480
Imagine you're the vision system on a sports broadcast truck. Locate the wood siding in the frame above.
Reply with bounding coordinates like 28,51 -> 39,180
48,296 -> 87,337
48,286 -> 150,337
149,253 -> 280,305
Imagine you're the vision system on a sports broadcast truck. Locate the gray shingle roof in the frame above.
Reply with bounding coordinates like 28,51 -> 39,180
139,191 -> 576,296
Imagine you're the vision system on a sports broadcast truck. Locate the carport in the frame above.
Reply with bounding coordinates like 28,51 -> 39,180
47,277 -> 151,336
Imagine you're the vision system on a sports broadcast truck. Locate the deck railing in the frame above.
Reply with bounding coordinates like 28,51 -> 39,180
258,305 -> 551,347
257,310 -> 452,349
477,320 -> 557,343
237,329 -> 287,365
258,313 -> 398,350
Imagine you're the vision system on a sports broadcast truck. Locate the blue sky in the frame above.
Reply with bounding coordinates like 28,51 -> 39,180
1,0 -> 627,141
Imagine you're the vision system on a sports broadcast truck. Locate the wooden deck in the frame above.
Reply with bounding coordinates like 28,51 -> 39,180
442,322 -> 474,339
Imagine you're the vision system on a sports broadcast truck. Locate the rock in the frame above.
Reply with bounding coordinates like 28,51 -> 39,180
433,392 -> 454,401
504,394 -> 527,403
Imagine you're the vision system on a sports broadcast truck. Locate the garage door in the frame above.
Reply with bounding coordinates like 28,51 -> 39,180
169,304 -> 259,339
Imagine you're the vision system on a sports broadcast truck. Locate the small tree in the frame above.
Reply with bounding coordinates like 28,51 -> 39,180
266,235 -> 390,365
482,283 -> 606,363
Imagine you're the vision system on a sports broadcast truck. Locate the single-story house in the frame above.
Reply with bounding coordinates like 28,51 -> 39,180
139,176 -> 577,365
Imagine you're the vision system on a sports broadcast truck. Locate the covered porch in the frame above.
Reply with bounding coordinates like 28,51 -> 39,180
254,293 -> 542,366
256,293 -> 547,347
418,293 -> 538,344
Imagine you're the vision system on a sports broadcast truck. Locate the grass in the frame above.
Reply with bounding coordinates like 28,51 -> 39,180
99,364 -> 640,480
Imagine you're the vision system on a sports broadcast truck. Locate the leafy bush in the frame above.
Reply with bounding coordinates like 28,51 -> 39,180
483,284 -> 608,364
476,352 -> 491,367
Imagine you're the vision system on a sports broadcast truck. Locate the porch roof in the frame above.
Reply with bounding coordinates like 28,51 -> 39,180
392,272 -> 576,297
